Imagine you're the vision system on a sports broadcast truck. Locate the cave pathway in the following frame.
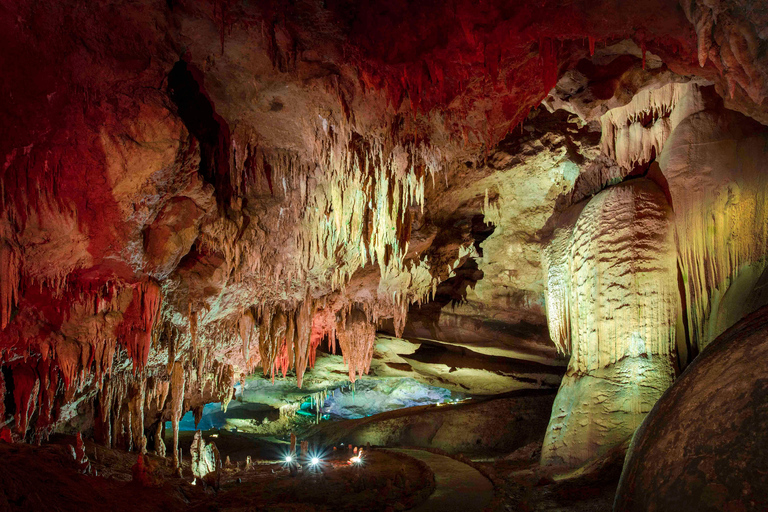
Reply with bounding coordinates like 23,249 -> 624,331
387,448 -> 493,512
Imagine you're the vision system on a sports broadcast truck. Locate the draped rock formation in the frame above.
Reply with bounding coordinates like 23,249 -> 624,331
541,179 -> 678,466
660,90 -> 768,355
542,82 -> 768,466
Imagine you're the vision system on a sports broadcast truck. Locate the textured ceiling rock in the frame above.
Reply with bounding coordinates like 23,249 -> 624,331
615,305 -> 768,512
540,178 -> 678,466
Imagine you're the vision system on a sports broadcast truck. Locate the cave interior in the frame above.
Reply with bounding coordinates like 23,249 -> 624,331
1,0 -> 768,511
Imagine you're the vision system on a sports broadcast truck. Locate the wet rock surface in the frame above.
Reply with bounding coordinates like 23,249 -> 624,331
308,391 -> 556,457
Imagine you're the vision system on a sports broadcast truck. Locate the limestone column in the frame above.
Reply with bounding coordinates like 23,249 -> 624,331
541,178 -> 678,466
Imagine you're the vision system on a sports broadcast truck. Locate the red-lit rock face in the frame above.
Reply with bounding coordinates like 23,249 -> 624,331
0,0 -> 767,468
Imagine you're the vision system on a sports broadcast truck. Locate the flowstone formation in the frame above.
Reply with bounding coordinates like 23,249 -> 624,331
541,81 -> 768,466
541,179 -> 678,466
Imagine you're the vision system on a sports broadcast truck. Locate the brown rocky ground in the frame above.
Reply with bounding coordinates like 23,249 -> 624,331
0,435 -> 434,512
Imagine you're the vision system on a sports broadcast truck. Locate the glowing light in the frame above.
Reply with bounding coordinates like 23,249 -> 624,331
285,455 -> 293,463
350,456 -> 361,464
310,457 -> 320,465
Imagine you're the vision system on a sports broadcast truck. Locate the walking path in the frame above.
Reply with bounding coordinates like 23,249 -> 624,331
387,448 -> 494,511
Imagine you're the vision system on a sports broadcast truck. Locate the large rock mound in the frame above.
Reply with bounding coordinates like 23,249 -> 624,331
615,306 -> 768,511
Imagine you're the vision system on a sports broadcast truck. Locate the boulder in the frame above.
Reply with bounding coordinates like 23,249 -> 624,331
615,306 -> 768,511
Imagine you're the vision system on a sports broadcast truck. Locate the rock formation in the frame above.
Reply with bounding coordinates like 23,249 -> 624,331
541,179 -> 678,465
541,81 -> 768,466
190,429 -> 221,488
0,1 -> 766,503
660,89 -> 768,354
615,305 -> 768,512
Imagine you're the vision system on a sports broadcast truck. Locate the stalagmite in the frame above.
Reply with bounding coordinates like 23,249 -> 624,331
190,430 -> 220,487
154,422 -> 166,457
541,179 -> 678,466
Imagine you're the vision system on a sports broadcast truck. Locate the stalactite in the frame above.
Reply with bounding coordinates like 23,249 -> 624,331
196,348 -> 207,392
238,311 -> 254,363
146,377 -> 169,414
293,300 -> 314,388
543,219 -> 578,355
35,358 -> 58,442
119,280 -> 162,373
600,82 -> 705,170
128,378 -> 146,454
307,307 -> 332,373
0,369 -> 5,421
189,307 -> 198,352
218,363 -> 235,413
264,309 -> 287,380
193,404 -> 204,429
169,361 -> 185,468
12,364 -> 40,438
335,307 -> 376,382
310,389 -> 328,424
0,241 -> 20,330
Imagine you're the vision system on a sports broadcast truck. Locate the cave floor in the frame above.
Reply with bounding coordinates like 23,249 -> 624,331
0,435 -> 434,512
386,449 -> 493,512
477,459 -> 620,512
0,434 -> 621,512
